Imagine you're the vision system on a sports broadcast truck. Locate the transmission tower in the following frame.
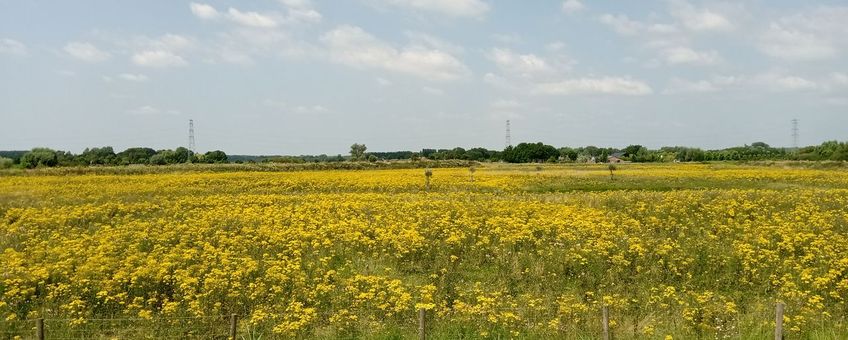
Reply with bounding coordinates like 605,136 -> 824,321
791,118 -> 798,150
188,119 -> 195,153
505,120 -> 512,148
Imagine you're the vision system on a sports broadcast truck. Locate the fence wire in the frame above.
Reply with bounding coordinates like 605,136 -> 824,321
0,316 -> 232,340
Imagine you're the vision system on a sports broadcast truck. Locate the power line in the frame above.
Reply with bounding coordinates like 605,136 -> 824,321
505,120 -> 511,148
188,119 -> 196,153
791,118 -> 799,150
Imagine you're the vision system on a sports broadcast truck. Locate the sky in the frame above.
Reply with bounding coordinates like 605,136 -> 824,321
1,0 -> 847,155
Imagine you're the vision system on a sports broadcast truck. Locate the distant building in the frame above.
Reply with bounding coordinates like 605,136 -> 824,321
608,152 -> 626,163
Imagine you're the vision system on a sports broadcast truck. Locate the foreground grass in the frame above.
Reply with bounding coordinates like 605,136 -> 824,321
1,163 -> 847,339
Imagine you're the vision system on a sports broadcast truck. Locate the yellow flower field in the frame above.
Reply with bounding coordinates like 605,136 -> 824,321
1,163 -> 847,338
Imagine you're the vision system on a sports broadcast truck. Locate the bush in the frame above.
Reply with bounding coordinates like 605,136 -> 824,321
20,148 -> 58,168
0,157 -> 13,169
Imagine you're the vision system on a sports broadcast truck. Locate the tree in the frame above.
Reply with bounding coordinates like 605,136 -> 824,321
203,150 -> 228,163
80,146 -> 116,165
118,147 -> 157,165
0,157 -> 13,169
559,147 -> 578,162
350,143 -> 367,161
20,148 -> 58,168
502,142 -> 559,163
623,145 -> 644,157
149,151 -> 171,165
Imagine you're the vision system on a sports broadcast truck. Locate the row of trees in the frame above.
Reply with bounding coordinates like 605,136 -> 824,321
2,141 -> 847,169
346,141 -> 848,164
0,147 -> 227,169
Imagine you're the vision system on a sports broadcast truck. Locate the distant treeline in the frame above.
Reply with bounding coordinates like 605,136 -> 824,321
1,140 -> 847,169
0,147 -> 227,169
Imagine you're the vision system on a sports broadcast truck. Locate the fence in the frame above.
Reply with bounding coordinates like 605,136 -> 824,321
1,303 -> 789,339
1,315 -> 236,340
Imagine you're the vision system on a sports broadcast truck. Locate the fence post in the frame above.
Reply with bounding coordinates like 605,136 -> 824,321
36,318 -> 44,340
775,302 -> 784,340
418,308 -> 426,340
602,306 -> 610,340
229,314 -> 238,340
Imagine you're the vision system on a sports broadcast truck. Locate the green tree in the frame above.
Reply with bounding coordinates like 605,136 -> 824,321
149,151 -> 171,165
502,142 -> 559,163
118,147 -> 157,165
0,157 -> 13,169
80,146 -> 116,165
350,143 -> 367,161
203,150 -> 228,163
171,147 -> 192,164
20,148 -> 58,168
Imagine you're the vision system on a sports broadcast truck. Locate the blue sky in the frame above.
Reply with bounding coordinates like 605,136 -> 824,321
1,0 -> 847,155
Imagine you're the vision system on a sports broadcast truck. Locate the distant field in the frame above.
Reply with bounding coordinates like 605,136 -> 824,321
1,163 -> 847,339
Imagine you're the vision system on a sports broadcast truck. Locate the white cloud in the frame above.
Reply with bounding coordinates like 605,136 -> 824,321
294,105 -> 328,113
227,8 -> 278,28
422,86 -> 444,95
64,42 -> 111,62
831,72 -> 848,86
190,2 -> 319,26
124,34 -> 193,52
663,78 -> 720,94
484,47 -> 649,96
405,31 -> 465,55
264,99 -> 328,114
561,0 -> 585,14
483,72 -> 520,92
207,27 -> 317,64
131,50 -> 188,67
117,73 -> 149,82
599,9 -> 727,68
190,3 -> 220,19
546,41 -> 566,51
759,23 -> 838,61
127,105 -> 181,116
0,38 -> 27,56
661,47 -> 720,65
491,33 -> 522,45
321,25 -> 470,81
768,75 -> 818,91
376,77 -> 392,86
487,48 -> 555,79
758,7 -> 848,61
669,1 -> 734,32
535,77 -> 653,96
371,0 -> 489,18
277,0 -> 322,24
279,0 -> 312,9
664,73 -> 823,94
598,14 -> 677,36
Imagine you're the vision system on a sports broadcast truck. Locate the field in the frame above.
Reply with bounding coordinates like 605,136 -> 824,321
1,163 -> 847,339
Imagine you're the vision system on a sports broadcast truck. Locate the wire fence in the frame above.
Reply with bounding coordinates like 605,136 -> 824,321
0,315 -> 234,340
0,303 -> 789,340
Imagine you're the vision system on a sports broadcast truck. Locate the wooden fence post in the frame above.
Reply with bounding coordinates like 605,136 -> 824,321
775,302 -> 784,340
418,308 -> 426,340
229,314 -> 238,340
602,306 -> 610,340
36,318 -> 44,340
